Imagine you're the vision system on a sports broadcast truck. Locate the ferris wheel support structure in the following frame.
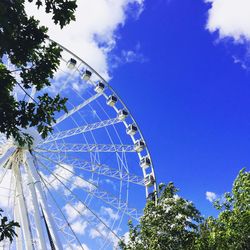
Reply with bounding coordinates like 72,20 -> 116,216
5,149 -> 63,250
48,38 -> 158,198
0,38 -> 158,249
26,151 -> 63,250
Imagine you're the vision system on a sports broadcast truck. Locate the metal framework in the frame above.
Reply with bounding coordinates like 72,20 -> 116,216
37,143 -> 135,153
36,152 -> 145,186
42,118 -> 122,144
0,39 -> 157,249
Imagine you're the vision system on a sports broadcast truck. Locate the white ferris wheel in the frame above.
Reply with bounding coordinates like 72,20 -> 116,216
0,40 -> 157,250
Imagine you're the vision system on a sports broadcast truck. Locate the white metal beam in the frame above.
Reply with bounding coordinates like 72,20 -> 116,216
14,164 -> 34,250
41,117 -> 121,144
26,152 -> 63,250
38,166 -> 121,242
36,153 -> 145,186
25,155 -> 47,250
38,161 -> 141,221
53,92 -> 102,127
0,147 -> 15,168
14,198 -> 23,250
37,143 -> 135,153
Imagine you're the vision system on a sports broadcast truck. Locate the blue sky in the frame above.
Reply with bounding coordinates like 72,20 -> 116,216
25,0 -> 250,219
109,0 -> 250,216
16,0 -> 250,248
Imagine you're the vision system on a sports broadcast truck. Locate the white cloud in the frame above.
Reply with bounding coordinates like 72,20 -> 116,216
121,49 -> 145,63
42,164 -> 74,191
71,220 -> 88,235
205,191 -> 217,202
89,219 -> 119,247
64,203 -> 80,222
205,0 -> 250,68
205,0 -> 250,42
111,42 -> 147,68
64,243 -> 90,250
64,201 -> 89,222
71,176 -> 96,192
101,206 -> 119,220
25,0 -> 145,80
103,178 -> 116,191
123,231 -> 130,244
89,228 -> 102,239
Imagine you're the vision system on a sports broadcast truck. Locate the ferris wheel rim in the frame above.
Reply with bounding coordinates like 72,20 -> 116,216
0,38 -> 158,249
47,37 -> 157,197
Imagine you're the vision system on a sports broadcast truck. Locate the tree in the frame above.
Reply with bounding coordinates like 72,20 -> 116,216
196,168 -> 250,250
0,0 -> 77,146
119,182 -> 203,250
0,209 -> 20,243
0,1 -> 77,243
120,170 -> 250,250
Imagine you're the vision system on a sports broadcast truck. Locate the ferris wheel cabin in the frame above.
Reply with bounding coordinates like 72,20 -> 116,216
134,139 -> 146,152
126,124 -> 138,136
67,58 -> 77,69
144,173 -> 155,187
82,69 -> 92,81
140,155 -> 151,169
117,109 -> 129,121
94,82 -> 105,93
107,95 -> 118,106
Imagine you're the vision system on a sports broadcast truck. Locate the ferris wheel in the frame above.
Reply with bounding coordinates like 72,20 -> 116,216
0,40 -> 157,250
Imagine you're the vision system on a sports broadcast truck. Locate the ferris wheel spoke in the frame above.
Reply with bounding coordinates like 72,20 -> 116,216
40,174 -> 110,244
37,143 -> 135,153
53,92 -> 102,127
41,117 -> 122,144
36,160 -> 121,243
35,152 -> 145,186
36,154 -> 97,191
2,39 -> 156,249
37,158 -> 141,221
38,174 -> 86,250
0,147 -> 16,169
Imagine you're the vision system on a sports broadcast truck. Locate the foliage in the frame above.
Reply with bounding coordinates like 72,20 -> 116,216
196,168 -> 250,250
119,182 -> 203,250
0,0 -> 77,146
120,169 -> 250,250
0,209 -> 19,243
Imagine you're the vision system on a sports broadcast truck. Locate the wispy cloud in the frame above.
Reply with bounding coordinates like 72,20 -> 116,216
103,178 -> 117,191
205,0 -> 250,69
64,243 -> 90,250
64,201 -> 90,222
111,42 -> 148,68
25,0 -> 145,80
205,191 -> 217,202
101,206 -> 119,220
71,220 -> 88,235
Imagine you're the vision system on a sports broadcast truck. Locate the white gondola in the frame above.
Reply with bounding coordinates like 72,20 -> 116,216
82,70 -> 92,81
107,95 -> 118,107
117,109 -> 128,121
144,173 -> 155,187
94,82 -> 105,93
140,156 -> 151,169
67,58 -> 77,69
134,139 -> 145,152
126,124 -> 138,136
